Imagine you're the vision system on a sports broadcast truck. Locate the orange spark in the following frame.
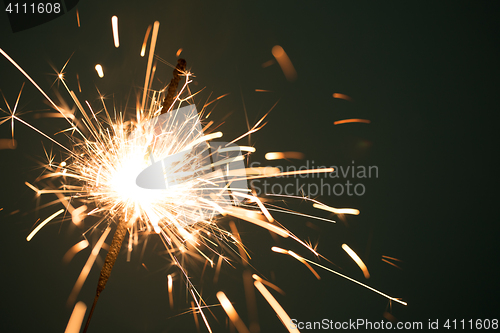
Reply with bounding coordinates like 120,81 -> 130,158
26,209 -> 64,241
342,244 -> 370,279
191,301 -> 200,332
167,274 -> 174,309
255,89 -> 272,92
76,9 -> 80,27
265,151 -> 304,160
176,48 -> 183,57
272,45 -> 297,81
252,274 -> 285,295
261,59 -> 275,68
62,240 -> 89,264
271,247 -> 320,280
313,203 -> 359,215
67,227 -> 111,306
141,21 -> 159,111
64,301 -> 87,333
381,258 -> 402,270
71,205 -> 87,224
94,64 -> 104,78
111,16 -> 119,48
332,93 -> 352,101
76,73 -> 81,92
140,24 -> 152,57
216,292 -> 251,333
254,280 -> 298,333
0,138 -> 17,149
382,255 -> 403,262
334,118 -> 371,125
224,206 -> 288,238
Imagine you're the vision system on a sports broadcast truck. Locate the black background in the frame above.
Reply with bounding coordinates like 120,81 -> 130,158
1,1 -> 499,332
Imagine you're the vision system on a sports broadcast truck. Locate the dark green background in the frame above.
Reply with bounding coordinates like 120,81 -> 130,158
0,1 -> 498,332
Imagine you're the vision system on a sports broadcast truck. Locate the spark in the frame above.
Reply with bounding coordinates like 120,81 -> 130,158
217,291 -> 251,333
67,227 -> 111,306
313,203 -> 360,215
64,301 -> 87,333
342,243 -> 370,279
261,60 -> 275,68
300,256 -> 407,306
271,247 -> 320,279
141,21 -> 160,111
167,274 -> 174,308
254,279 -> 298,333
94,64 -> 104,78
26,209 -> 64,241
272,45 -> 297,82
111,16 -> 120,48
265,151 -> 304,160
140,24 -> 152,57
76,9 -> 80,27
0,138 -> 17,149
254,89 -> 272,92
332,93 -> 352,101
334,118 -> 371,125
176,48 -> 183,57
62,240 -> 89,264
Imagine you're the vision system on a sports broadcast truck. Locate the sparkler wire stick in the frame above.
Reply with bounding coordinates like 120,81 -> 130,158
162,58 -> 186,113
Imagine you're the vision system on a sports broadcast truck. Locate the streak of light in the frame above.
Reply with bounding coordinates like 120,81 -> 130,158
62,240 -> 89,264
140,24 -> 152,57
271,45 -> 297,82
94,64 -> 104,78
381,258 -> 402,270
76,9 -> 80,27
229,221 -> 249,265
176,48 -> 183,57
252,274 -> 285,295
0,138 -> 17,149
167,274 -> 174,309
67,227 -> 111,306
332,93 -> 352,101
76,73 -> 81,92
261,60 -> 275,68
313,203 -> 359,215
300,256 -> 407,305
191,301 -> 201,332
224,206 -> 288,238
0,48 -> 75,125
213,255 -> 223,284
216,292 -> 251,333
255,89 -> 272,92
64,301 -> 87,333
271,247 -> 320,280
141,21 -> 160,111
242,270 -> 260,333
190,289 -> 213,333
265,151 -> 304,160
382,255 -> 403,262
26,209 -> 64,241
203,93 -> 230,107
33,112 -> 75,120
334,118 -> 371,125
111,16 -> 119,48
342,244 -> 370,279
254,280 -> 298,333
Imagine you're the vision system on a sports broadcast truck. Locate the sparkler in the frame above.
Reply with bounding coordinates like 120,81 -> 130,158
0,15 -> 407,332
